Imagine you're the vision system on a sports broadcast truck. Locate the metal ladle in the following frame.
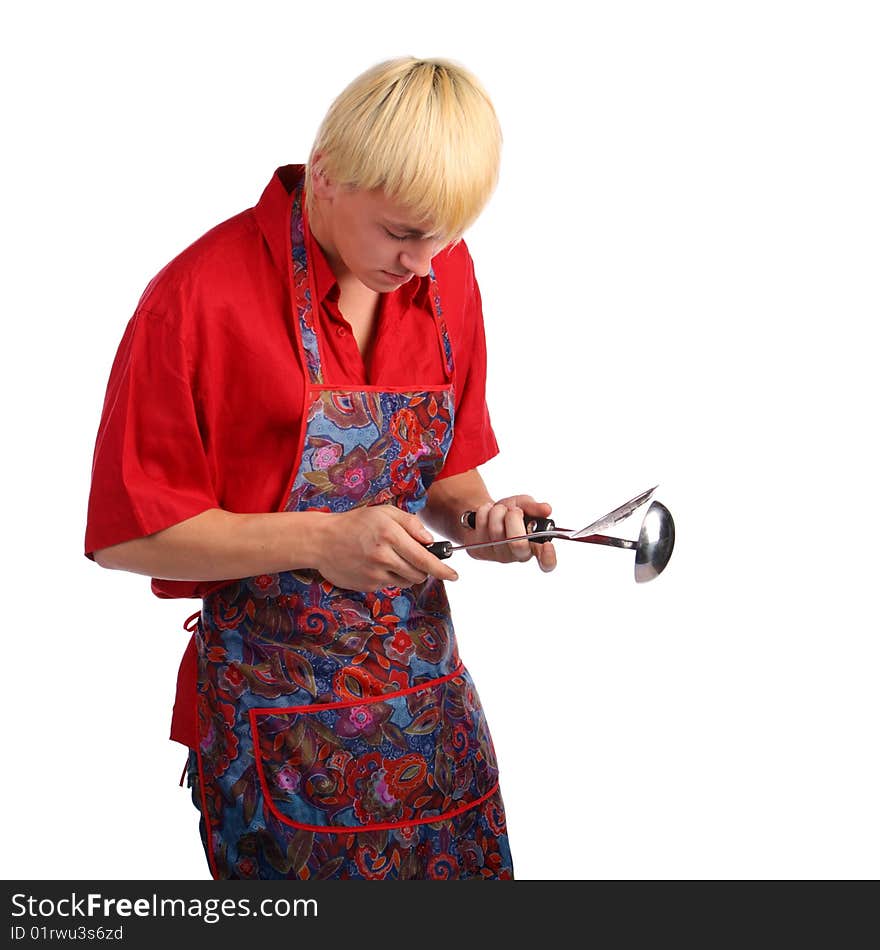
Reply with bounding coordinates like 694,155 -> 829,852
573,500 -> 676,583
428,500 -> 675,583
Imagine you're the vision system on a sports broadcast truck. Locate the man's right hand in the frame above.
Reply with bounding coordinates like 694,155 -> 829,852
314,505 -> 459,591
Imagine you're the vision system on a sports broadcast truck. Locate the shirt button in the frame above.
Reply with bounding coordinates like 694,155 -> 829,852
336,326 -> 346,336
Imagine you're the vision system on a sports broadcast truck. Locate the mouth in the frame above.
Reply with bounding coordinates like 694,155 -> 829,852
381,270 -> 412,282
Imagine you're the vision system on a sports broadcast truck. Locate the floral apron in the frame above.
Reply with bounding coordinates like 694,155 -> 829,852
187,183 -> 513,880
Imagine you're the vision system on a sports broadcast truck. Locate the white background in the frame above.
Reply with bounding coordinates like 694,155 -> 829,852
2,0 -> 877,880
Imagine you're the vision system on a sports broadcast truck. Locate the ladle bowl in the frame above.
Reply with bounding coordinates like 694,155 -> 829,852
572,500 -> 675,582
633,500 -> 675,583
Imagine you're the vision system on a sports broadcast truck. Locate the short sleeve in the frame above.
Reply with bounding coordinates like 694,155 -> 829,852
84,306 -> 219,558
436,248 -> 499,479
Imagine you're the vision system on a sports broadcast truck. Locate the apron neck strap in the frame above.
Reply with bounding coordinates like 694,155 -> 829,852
289,181 -> 454,386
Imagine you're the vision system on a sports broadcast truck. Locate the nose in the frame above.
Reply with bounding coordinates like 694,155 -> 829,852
399,242 -> 437,278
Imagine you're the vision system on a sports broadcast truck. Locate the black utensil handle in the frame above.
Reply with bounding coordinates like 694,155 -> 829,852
461,510 -> 555,541
425,540 -> 454,559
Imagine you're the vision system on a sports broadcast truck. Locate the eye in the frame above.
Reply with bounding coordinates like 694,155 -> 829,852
384,227 -> 408,241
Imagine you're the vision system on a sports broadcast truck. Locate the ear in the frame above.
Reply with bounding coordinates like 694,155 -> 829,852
310,154 -> 337,200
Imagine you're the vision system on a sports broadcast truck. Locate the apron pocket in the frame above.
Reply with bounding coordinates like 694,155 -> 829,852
248,666 -> 500,832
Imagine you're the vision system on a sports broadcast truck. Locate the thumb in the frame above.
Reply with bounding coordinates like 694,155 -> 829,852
509,495 -> 552,517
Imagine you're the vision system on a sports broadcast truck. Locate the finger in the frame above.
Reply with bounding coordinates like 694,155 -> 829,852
535,539 -> 557,573
381,548 -> 435,587
376,508 -> 458,579
473,501 -> 494,536
397,535 -> 459,582
487,502 -> 510,542
486,503 -> 514,561
520,497 -> 553,520
500,493 -> 546,512
385,571 -> 419,590
503,506 -> 532,562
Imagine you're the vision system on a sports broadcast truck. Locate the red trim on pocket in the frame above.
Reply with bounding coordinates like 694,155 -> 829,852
259,780 -> 500,835
248,662 -> 497,833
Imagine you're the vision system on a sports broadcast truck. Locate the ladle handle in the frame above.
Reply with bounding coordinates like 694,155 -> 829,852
461,510 -> 555,541
425,514 -> 557,559
425,540 -> 454,560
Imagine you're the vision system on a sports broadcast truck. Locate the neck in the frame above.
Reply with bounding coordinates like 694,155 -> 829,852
308,197 -> 350,283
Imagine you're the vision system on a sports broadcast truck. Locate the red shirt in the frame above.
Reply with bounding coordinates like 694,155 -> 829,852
85,166 -> 499,747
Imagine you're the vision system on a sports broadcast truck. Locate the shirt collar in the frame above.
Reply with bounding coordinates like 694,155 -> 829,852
253,165 -> 302,279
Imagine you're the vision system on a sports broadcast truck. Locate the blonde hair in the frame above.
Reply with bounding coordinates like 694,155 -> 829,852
306,57 -> 502,242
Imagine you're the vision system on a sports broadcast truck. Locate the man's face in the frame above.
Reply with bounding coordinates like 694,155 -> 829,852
317,181 -> 447,293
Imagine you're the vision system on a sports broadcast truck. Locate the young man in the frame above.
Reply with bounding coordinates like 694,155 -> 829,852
86,57 -> 555,880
